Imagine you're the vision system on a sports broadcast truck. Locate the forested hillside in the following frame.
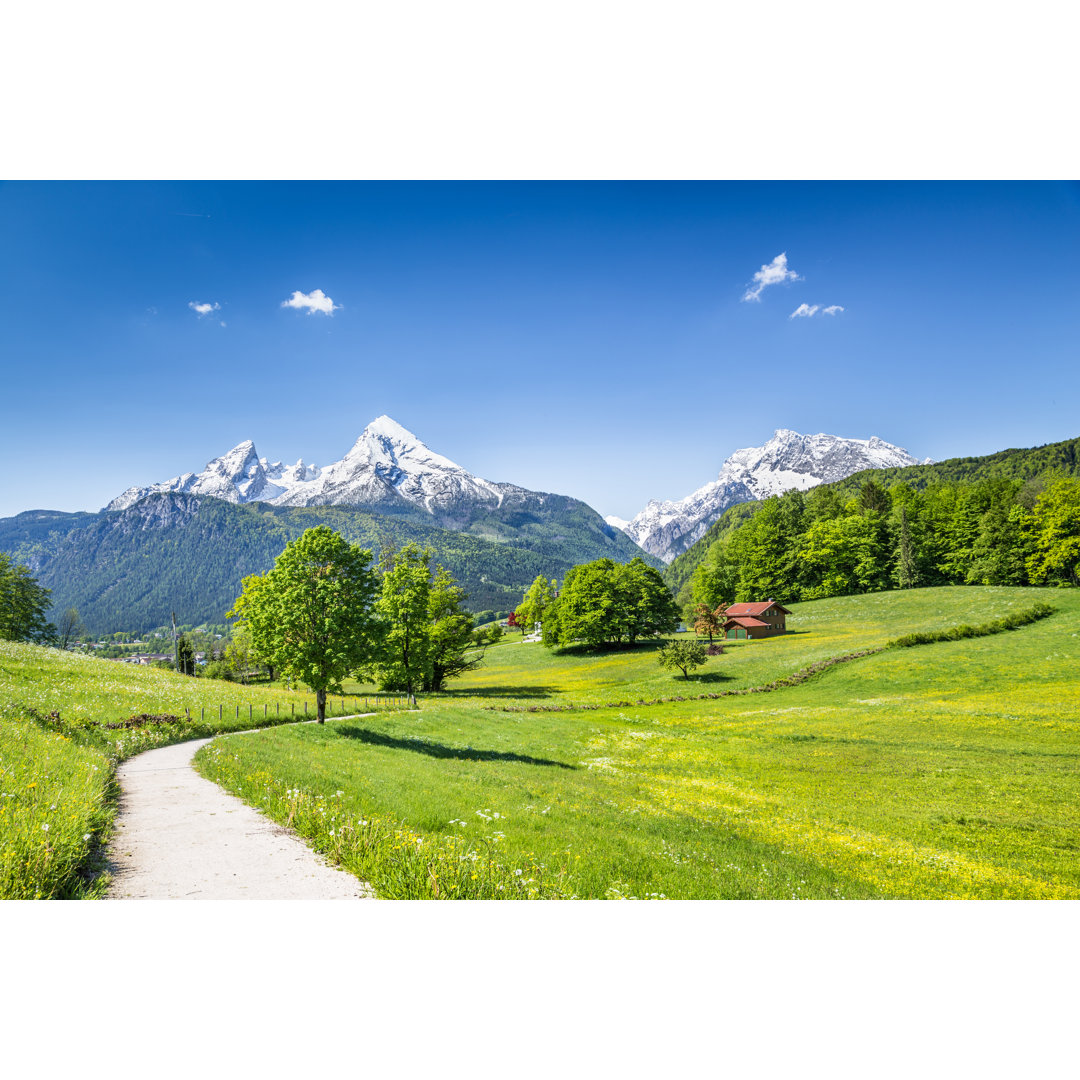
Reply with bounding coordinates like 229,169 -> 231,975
0,493 -> 653,634
665,435 -> 1080,610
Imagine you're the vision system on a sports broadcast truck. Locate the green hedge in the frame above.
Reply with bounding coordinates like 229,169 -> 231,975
889,602 -> 1055,648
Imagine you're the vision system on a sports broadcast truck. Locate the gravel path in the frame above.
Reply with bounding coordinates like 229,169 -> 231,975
107,734 -> 373,900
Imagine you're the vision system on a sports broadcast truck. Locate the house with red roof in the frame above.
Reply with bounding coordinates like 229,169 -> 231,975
722,600 -> 791,640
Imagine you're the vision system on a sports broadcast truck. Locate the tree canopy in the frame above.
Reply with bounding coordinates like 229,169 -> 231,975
668,474 -> 1080,610
516,575 -> 557,632
372,544 -> 484,693
543,557 -> 680,649
0,554 -> 54,644
229,526 -> 380,721
656,638 -> 708,679
373,543 -> 435,697
425,565 -> 483,691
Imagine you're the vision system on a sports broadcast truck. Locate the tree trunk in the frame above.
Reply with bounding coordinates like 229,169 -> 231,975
317,688 -> 326,723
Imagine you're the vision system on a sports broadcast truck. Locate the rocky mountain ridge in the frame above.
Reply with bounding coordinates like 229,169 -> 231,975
615,429 -> 927,563
107,416 -> 514,516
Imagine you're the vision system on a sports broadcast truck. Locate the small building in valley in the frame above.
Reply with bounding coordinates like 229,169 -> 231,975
722,600 -> 791,640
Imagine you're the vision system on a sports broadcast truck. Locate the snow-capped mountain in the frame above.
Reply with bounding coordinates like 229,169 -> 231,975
107,416 -> 512,514
615,429 -> 927,563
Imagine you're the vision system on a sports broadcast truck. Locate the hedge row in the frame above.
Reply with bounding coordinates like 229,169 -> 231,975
485,649 -> 883,713
888,602 -> 1055,648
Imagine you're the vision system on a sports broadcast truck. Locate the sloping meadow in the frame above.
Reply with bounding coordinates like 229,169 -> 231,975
193,587 -> 1080,899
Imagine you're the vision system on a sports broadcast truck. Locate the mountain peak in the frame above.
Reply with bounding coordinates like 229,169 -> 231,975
616,429 -> 923,562
362,415 -> 416,442
106,416 -> 505,516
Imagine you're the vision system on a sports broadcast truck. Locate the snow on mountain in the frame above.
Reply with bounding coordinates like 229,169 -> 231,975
107,440 -> 287,511
616,429 -> 927,563
268,415 -> 507,511
107,416 -> 509,516
604,514 -> 630,532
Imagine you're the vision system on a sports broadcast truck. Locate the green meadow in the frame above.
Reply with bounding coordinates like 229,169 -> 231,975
0,643 -> 403,898
4,586 -> 1078,898
193,586 -> 1080,899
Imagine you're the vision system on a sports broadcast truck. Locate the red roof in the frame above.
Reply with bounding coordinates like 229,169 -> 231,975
725,601 -> 791,616
724,616 -> 770,628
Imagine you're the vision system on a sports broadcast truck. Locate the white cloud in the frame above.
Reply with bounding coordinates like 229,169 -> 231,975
188,301 -> 220,316
742,252 -> 800,302
281,288 -> 339,315
791,303 -> 845,319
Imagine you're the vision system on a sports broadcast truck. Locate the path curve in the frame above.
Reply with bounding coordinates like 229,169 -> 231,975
107,735 -> 373,900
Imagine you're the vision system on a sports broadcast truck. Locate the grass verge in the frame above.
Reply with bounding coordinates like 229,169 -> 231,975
0,638 -> 407,899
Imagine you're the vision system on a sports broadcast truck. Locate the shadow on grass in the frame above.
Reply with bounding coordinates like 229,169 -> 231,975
680,671 -> 734,684
335,724 -> 577,769
430,684 -> 560,699
551,639 -> 668,658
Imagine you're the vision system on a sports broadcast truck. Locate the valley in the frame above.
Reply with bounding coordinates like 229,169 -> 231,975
4,586 -> 1078,899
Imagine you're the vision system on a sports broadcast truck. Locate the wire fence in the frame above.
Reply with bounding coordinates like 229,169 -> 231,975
180,694 -> 416,725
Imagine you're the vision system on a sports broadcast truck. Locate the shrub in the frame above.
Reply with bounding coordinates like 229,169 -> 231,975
657,639 -> 708,679
890,602 -> 1055,648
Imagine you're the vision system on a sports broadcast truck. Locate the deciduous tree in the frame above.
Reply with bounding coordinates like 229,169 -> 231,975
516,575 -> 556,633
374,543 -> 434,696
425,565 -> 484,691
691,603 -> 723,643
0,554 -> 55,644
543,557 -> 679,649
56,606 -> 83,650
229,526 -> 380,722
656,638 -> 708,679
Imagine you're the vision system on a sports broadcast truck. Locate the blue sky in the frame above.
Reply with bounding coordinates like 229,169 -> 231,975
2,181 -> 1079,521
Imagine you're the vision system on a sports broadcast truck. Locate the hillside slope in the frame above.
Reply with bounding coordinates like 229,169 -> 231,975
664,433 -> 1080,602
0,493 -> 653,634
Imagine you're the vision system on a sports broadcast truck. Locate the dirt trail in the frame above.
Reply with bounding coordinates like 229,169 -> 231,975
107,733 -> 373,900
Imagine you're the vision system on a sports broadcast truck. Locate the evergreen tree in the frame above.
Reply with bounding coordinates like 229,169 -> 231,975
177,634 -> 197,676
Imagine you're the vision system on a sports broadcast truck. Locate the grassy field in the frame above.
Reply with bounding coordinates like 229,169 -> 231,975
191,586 -> 1080,899
0,642 -> 406,898
382,586 -> 1061,707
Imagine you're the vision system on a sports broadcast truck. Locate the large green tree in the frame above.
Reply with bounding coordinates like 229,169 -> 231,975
516,575 -> 557,632
689,546 -> 736,614
229,526 -> 380,722
374,543 -> 434,696
1027,478 -> 1080,586
544,557 -> 679,649
0,554 -> 55,644
425,566 -> 483,691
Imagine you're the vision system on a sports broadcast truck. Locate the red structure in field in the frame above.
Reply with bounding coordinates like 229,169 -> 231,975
722,600 -> 791,640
